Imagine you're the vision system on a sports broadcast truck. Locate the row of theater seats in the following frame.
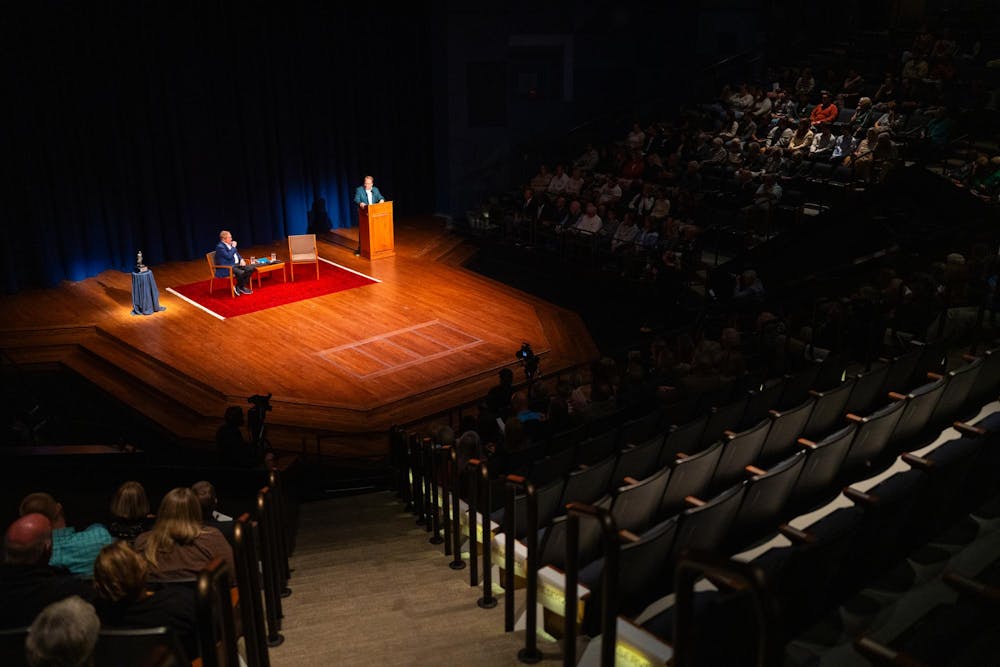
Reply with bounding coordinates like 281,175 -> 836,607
393,342 -> 1000,665
0,470 -> 294,667
575,349 -> 1000,666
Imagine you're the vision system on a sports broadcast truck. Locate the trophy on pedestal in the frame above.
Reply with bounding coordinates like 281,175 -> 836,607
136,251 -> 148,273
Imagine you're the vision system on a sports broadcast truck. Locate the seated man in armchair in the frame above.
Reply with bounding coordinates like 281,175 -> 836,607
215,230 -> 255,296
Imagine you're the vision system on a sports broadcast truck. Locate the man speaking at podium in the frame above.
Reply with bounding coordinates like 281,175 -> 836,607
353,175 -> 385,255
354,175 -> 385,209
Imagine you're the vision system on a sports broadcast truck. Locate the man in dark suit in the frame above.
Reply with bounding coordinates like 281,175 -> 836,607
215,230 -> 255,297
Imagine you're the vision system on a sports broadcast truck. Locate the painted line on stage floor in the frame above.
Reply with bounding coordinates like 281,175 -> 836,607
165,288 -> 226,321
319,257 -> 381,282
319,319 -> 485,379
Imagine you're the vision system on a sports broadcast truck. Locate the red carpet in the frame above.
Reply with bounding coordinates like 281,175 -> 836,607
167,259 -> 378,319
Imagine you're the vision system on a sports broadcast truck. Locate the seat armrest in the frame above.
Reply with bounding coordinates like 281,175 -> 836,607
778,523 -> 814,544
901,452 -> 934,471
844,487 -> 878,507
745,465 -> 766,477
796,438 -> 817,450
684,495 -> 705,508
953,422 -> 986,437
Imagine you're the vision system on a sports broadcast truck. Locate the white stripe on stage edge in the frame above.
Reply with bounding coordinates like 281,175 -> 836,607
164,288 -> 226,321
319,257 -> 382,283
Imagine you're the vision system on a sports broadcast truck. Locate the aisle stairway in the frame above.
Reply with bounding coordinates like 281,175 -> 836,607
268,492 -> 561,666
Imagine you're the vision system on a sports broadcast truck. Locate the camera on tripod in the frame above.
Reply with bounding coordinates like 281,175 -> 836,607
247,393 -> 273,412
515,342 -> 540,381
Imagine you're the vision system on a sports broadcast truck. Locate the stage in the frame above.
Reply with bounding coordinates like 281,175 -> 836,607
0,218 -> 597,458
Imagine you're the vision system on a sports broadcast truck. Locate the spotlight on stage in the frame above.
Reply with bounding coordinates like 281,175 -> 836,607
515,342 -> 540,383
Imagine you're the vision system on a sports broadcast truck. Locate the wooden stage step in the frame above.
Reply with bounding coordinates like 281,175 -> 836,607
0,218 -> 598,458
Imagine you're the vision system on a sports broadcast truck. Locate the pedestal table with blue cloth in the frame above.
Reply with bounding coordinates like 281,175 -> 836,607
130,269 -> 167,316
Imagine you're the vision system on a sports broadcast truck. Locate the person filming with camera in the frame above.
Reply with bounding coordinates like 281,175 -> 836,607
215,394 -> 273,467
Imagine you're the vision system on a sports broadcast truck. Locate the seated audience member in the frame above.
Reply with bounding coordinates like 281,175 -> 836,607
809,91 -> 839,127
546,164 -> 570,196
901,54 -> 928,82
635,216 -> 660,251
529,164 -> 551,194
516,187 -> 539,225
563,167 -> 585,197
794,68 -> 815,98
574,144 -> 600,172
873,73 -> 897,103
611,213 -> 640,253
573,203 -> 603,236
539,195 -> 567,226
626,122 -> 646,151
215,406 -> 263,467
787,119 -> 814,154
0,514 -> 93,628
700,137 -> 727,166
620,151 -> 645,181
455,430 -> 484,473
871,132 -> 899,182
25,596 -> 99,667
734,269 -> 765,300
765,117 -> 793,148
831,125 -> 856,163
19,493 -> 113,578
749,174 -> 782,210
92,541 -> 198,659
848,127 -> 879,176
775,91 -> 798,119
596,176 -> 623,206
841,68 -> 864,97
751,87 -> 772,120
809,123 -> 835,158
650,189 -> 672,221
107,482 -> 155,546
628,183 -> 656,218
874,101 -> 903,134
135,488 -> 234,582
849,96 -> 877,136
191,481 -> 235,545
485,368 -> 515,418
717,110 -> 739,140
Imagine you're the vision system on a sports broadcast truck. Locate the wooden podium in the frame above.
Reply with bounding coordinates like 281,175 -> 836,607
358,201 -> 395,260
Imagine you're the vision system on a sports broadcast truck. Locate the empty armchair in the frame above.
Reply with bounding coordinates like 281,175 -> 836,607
287,234 -> 320,281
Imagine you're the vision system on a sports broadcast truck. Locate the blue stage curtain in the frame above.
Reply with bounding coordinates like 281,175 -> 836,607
4,1 -> 435,292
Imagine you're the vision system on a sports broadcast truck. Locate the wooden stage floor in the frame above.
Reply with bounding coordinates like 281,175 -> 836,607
0,218 -> 597,457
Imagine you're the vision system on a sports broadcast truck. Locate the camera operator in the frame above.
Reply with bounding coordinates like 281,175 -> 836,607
215,404 -> 265,468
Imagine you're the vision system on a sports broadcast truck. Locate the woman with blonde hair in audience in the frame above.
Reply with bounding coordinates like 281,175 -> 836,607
107,481 -> 155,545
92,541 -> 198,658
135,487 -> 234,581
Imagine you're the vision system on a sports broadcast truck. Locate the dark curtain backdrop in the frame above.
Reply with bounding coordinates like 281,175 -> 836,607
3,1 -> 435,292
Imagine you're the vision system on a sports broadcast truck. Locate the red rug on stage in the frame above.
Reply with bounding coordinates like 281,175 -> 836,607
167,260 -> 378,319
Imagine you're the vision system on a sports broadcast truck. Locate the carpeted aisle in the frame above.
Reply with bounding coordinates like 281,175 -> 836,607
269,492 -> 562,666
167,259 -> 378,319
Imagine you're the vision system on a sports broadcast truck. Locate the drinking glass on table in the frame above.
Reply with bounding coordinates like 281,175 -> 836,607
250,256 -> 256,264
270,252 -> 277,261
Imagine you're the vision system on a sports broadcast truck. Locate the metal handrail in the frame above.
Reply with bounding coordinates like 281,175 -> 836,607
564,502 -> 621,667
674,550 -> 782,667
506,474 -> 542,663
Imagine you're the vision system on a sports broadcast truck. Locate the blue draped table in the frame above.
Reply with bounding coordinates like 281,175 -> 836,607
130,269 -> 166,316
